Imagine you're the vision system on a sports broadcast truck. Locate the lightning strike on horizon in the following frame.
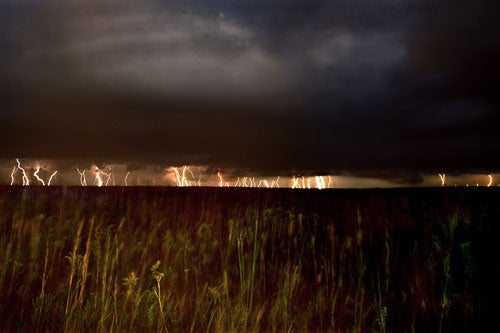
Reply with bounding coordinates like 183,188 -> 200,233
315,176 -> 326,190
10,166 -> 17,185
34,167 -> 45,185
7,160 -> 488,188
257,179 -> 271,188
171,167 -> 182,186
291,175 -> 333,189
16,159 -> 30,186
100,169 -> 112,186
241,177 -> 247,187
186,167 -> 198,186
124,172 -> 130,186
77,168 -> 87,186
439,174 -> 446,187
170,166 -> 190,187
94,168 -> 104,187
217,171 -> 224,187
181,166 -> 189,186
47,171 -> 58,186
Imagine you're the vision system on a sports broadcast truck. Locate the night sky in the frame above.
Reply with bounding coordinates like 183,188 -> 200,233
1,0 -> 499,185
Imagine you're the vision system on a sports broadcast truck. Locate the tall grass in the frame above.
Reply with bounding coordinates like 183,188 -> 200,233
0,186 -> 499,331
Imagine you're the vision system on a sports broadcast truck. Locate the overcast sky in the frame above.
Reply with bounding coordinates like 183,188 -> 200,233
1,0 -> 499,183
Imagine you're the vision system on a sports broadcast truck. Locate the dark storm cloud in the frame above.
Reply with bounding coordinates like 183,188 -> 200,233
1,0 -> 499,181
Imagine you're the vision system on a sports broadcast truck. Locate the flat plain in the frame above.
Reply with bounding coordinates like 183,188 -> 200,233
1,186 -> 499,332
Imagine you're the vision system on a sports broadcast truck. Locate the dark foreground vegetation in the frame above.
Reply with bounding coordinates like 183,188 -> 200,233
1,186 -> 500,332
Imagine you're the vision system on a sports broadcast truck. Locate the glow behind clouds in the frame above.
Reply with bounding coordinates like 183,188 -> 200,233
2,159 -> 498,188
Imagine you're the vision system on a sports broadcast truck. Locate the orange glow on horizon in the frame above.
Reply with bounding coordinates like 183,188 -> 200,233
4,159 -> 499,188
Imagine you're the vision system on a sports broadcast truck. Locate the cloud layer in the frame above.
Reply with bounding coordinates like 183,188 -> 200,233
1,0 -> 499,183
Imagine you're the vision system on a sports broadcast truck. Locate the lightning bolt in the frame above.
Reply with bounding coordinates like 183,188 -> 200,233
438,173 -> 446,187
170,166 -> 193,187
100,169 -> 112,186
10,166 -> 17,185
171,167 -> 181,186
124,172 -> 130,186
291,174 -> 334,189
217,171 -> 224,187
257,179 -> 271,188
16,159 -> 30,186
241,177 -> 248,187
487,174 -> 493,187
94,168 -> 104,187
314,176 -> 321,189
275,176 -> 280,188
77,168 -> 87,186
191,167 -> 203,186
315,176 -> 326,190
186,167 -> 197,186
33,165 -> 58,186
181,166 -> 189,186
197,171 -> 202,186
47,171 -> 58,185
171,167 -> 186,187
34,167 -> 45,185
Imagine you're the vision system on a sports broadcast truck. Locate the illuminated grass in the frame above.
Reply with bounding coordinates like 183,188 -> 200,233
0,186 -> 499,331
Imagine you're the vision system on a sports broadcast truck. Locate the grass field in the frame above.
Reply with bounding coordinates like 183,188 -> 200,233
1,185 -> 499,332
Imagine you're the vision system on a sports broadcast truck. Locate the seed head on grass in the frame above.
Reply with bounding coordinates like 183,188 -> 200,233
123,271 -> 139,297
150,260 -> 167,330
153,271 -> 164,284
208,272 -> 229,299
151,260 -> 164,283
